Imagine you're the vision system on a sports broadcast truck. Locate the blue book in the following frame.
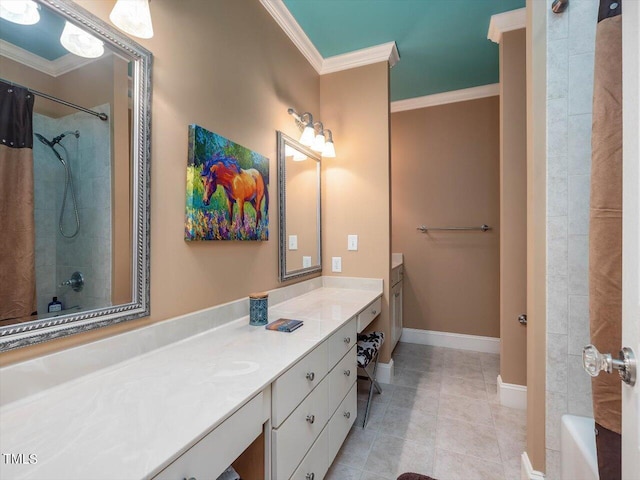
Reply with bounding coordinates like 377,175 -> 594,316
266,319 -> 304,332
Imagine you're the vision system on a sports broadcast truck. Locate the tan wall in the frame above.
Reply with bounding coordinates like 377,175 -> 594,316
319,62 -> 393,362
499,29 -> 527,386
526,0 -> 548,471
1,0 -> 320,365
391,98 -> 500,338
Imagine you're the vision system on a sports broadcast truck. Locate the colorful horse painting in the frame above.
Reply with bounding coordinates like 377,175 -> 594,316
185,125 -> 269,241
201,157 -> 268,227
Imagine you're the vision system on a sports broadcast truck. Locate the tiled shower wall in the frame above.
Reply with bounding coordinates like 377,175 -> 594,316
545,1 -> 598,478
32,104 -> 111,315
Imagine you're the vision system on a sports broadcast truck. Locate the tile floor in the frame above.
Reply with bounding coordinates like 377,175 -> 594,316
326,342 -> 526,480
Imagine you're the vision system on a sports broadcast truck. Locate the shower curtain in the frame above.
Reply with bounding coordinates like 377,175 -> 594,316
0,80 -> 37,322
589,1 -> 622,479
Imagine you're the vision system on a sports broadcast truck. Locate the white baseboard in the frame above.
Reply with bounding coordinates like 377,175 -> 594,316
521,452 -> 545,480
376,359 -> 394,385
400,327 -> 500,354
498,375 -> 527,410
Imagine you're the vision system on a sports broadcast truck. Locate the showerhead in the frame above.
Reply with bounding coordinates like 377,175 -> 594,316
35,133 -> 53,147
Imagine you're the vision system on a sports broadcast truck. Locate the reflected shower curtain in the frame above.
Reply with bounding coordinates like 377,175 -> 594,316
589,1 -> 623,479
0,80 -> 37,322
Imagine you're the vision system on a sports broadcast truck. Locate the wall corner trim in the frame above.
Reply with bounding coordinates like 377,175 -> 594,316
488,8 -> 527,44
259,0 -> 324,73
497,375 -> 527,410
260,0 -> 399,75
376,358 -> 394,385
521,452 -> 546,480
390,84 -> 500,113
400,328 -> 500,354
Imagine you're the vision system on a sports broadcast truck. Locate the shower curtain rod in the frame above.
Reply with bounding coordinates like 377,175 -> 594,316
1,78 -> 109,122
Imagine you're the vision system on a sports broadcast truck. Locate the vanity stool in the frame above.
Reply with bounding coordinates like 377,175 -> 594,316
356,331 -> 384,428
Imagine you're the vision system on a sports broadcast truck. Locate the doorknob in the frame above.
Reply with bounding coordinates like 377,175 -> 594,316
582,344 -> 637,386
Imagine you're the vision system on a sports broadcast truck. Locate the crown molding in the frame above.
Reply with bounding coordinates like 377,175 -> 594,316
487,7 -> 526,44
390,83 -> 500,113
259,0 -> 323,73
260,0 -> 400,75
0,39 -> 101,77
321,41 -> 399,74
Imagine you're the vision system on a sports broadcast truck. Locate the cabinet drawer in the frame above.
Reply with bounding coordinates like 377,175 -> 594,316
289,424 -> 330,480
326,317 -> 356,368
272,378 -> 330,480
272,341 -> 328,427
357,297 -> 382,333
328,346 -> 356,414
154,391 -> 266,480
391,265 -> 404,286
328,383 -> 357,462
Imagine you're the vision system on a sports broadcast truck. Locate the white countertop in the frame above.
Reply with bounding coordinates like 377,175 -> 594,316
0,283 -> 381,480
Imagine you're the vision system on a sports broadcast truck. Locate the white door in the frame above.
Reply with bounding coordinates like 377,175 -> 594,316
621,1 -> 640,476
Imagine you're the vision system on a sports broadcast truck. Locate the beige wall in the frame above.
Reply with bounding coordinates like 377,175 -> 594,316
526,0 -> 548,471
319,62 -> 392,362
391,97 -> 500,338
499,29 -> 527,386
1,0 -> 321,365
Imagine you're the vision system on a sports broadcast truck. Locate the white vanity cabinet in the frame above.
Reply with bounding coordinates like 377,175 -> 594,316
390,264 -> 404,351
271,318 -> 358,480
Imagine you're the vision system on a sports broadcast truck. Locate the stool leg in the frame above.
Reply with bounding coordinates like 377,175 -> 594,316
362,352 -> 382,428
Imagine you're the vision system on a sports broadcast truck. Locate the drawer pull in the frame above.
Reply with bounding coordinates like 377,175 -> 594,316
344,369 -> 351,377
394,292 -> 400,298
344,337 -> 351,344
344,411 -> 351,419
372,309 -> 377,315
306,372 -> 315,381
306,414 -> 315,424
306,474 -> 315,480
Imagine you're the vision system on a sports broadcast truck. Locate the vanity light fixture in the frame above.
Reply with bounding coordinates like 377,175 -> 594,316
321,130 -> 336,158
284,144 -> 307,161
109,0 -> 154,39
288,107 -> 336,157
60,21 -> 105,59
0,0 -> 40,25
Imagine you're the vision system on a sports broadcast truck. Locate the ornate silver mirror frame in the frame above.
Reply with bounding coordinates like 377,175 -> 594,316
277,131 -> 322,282
0,0 -> 152,351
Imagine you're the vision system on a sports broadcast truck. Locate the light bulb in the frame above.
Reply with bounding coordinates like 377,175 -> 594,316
0,0 -> 39,25
292,150 -> 307,162
60,21 -> 104,59
322,140 -> 336,158
311,133 -> 325,152
299,126 -> 315,147
109,0 -> 154,39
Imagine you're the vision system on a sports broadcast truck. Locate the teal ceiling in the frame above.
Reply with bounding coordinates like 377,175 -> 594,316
0,6 -> 68,61
283,0 -> 525,101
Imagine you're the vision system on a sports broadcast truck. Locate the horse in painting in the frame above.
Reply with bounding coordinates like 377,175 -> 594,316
201,157 -> 268,227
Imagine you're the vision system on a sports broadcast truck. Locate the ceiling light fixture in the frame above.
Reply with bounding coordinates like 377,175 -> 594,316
288,108 -> 337,158
60,21 -> 104,59
0,0 -> 40,25
109,0 -> 154,39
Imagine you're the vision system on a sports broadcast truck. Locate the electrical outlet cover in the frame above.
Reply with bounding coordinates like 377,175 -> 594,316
347,234 -> 358,251
331,256 -> 342,272
288,235 -> 298,250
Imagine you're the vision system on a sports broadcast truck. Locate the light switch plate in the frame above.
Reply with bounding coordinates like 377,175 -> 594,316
347,235 -> 358,251
302,256 -> 312,268
332,257 -> 342,272
288,235 -> 298,250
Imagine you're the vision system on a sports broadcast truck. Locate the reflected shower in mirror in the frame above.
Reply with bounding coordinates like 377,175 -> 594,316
278,132 -> 321,281
0,0 -> 151,350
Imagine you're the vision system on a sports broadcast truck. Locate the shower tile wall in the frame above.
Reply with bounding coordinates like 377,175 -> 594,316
545,1 -> 597,479
32,104 -> 112,315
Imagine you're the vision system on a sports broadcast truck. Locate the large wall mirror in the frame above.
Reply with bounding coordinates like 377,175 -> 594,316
278,132 -> 321,281
0,0 -> 152,351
